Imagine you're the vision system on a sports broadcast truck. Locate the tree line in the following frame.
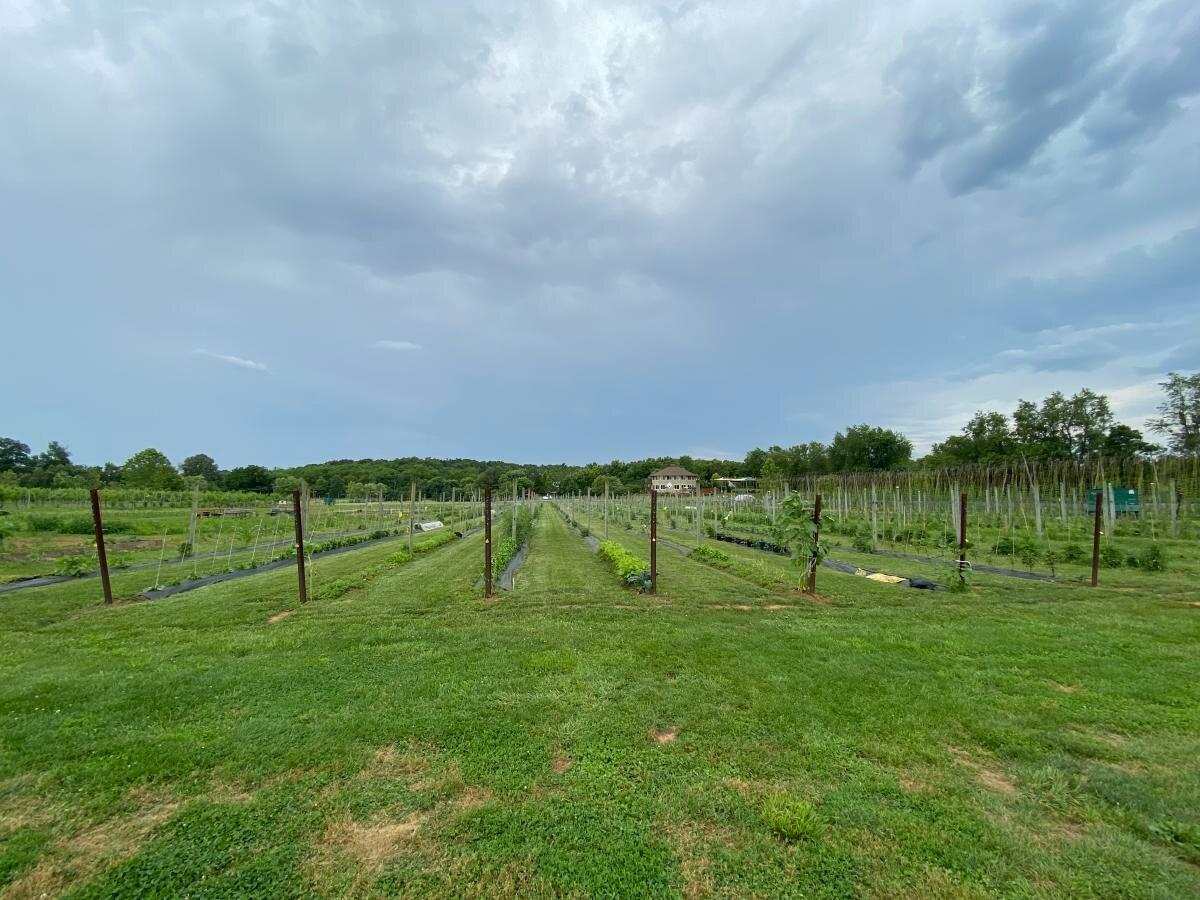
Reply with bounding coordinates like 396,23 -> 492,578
2,373 -> 1195,499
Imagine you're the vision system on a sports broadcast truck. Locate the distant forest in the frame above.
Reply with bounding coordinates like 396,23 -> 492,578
2,374 -> 1196,499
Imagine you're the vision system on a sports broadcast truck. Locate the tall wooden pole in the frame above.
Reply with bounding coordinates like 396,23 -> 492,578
807,493 -> 822,594
958,491 -> 968,587
89,489 -> 113,606
1090,492 -> 1103,587
604,480 -> 609,539
408,483 -> 416,553
649,489 -> 658,595
292,489 -> 307,603
484,486 -> 493,598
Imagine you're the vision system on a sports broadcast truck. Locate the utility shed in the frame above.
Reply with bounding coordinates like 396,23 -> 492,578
1087,487 -> 1141,514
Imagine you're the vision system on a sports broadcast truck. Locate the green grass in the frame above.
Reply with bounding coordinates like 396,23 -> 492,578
1,508 -> 1199,897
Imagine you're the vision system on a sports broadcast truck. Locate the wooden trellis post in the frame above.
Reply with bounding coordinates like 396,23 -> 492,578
484,487 -> 493,598
89,489 -> 113,606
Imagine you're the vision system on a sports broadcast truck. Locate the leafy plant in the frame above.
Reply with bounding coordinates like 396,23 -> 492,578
1060,543 -> 1086,563
1099,543 -> 1124,568
773,493 -> 833,590
851,527 -> 873,553
1126,543 -> 1167,572
689,545 -> 731,567
598,541 -> 651,592
762,794 -> 823,841
54,554 -> 94,577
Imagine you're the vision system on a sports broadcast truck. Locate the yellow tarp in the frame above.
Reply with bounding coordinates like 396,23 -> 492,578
854,568 -> 906,585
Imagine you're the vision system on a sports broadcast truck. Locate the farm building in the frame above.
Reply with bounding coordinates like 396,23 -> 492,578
647,466 -> 699,493
713,476 -> 757,493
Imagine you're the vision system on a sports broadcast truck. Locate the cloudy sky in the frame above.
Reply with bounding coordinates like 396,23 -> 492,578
2,0 -> 1198,468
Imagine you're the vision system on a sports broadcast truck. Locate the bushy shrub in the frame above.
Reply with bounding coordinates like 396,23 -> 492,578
1099,543 -> 1124,568
1060,543 -> 1086,563
488,507 -> 534,580
851,528 -> 873,553
28,513 -> 97,534
54,554 -> 94,577
1126,543 -> 1167,572
1017,539 -> 1042,569
689,545 -> 731,567
598,541 -> 651,591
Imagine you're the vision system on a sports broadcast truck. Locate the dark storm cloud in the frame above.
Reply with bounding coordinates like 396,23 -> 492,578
1,0 -> 1197,465
892,0 -> 1200,194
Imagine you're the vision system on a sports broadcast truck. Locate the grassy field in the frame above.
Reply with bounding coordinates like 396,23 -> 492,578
2,508 -> 1199,897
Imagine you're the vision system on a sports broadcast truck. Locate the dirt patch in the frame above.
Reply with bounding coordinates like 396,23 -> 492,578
110,538 -> 161,552
652,726 -> 679,745
1051,681 -> 1078,693
552,752 -> 573,775
454,786 -> 492,810
4,799 -> 178,899
948,746 -> 1017,796
203,779 -> 255,804
362,744 -> 432,784
899,775 -> 930,793
322,814 -> 424,869
267,610 -> 292,624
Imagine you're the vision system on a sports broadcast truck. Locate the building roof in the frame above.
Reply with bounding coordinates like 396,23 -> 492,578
650,466 -> 698,478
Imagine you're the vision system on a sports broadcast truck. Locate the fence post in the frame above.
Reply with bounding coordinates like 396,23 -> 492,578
958,491 -> 968,587
604,480 -> 609,540
89,488 -> 113,606
650,489 -> 658,595
407,483 -> 416,553
185,481 -> 199,559
1090,492 -> 1103,587
484,486 -> 493,598
808,493 -> 822,594
292,489 -> 307,603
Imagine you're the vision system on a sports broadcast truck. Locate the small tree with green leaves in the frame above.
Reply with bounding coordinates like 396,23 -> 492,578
774,493 -> 833,593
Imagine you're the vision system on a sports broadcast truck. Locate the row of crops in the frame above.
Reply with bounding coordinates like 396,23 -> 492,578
554,458 -> 1198,582
0,495 -> 492,588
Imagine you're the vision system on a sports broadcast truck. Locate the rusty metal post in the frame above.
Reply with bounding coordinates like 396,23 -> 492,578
89,488 -> 113,605
484,486 -> 493,598
1090,492 -> 1103,587
650,489 -> 658,595
807,493 -> 822,594
293,489 -> 307,603
958,491 -> 968,587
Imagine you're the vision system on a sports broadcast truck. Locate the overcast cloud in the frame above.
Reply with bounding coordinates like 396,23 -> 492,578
2,0 -> 1197,467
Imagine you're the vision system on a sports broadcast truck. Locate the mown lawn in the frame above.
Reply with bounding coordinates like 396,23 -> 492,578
2,508 -> 1199,897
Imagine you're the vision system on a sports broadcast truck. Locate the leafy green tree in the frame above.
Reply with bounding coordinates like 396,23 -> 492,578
926,412 -> 1014,465
122,448 -> 184,489
273,475 -> 302,495
742,448 -> 767,478
828,425 -> 912,471
1102,424 -> 1160,458
224,465 -> 273,493
0,438 -> 32,472
35,441 -> 72,470
1013,390 -> 1113,460
1147,372 -> 1200,455
180,453 -> 221,483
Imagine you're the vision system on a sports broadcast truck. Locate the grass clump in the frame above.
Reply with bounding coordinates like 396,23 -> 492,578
762,794 -> 823,841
